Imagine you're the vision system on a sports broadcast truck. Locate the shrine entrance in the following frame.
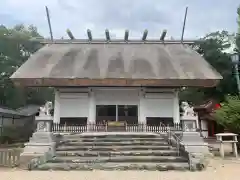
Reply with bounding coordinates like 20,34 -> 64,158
96,105 -> 138,124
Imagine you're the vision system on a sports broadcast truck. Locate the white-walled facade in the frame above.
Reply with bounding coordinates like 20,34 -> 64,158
53,87 -> 180,125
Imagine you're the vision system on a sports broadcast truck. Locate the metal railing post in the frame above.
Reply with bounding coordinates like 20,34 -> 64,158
160,122 -> 184,157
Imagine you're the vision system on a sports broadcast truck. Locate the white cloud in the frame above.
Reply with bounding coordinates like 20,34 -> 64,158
0,0 -> 239,39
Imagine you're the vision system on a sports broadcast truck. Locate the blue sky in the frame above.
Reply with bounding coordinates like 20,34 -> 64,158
0,0 -> 239,39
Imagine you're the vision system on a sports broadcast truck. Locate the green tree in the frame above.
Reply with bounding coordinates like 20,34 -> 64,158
212,6 -> 240,137
214,96 -> 240,133
236,6 -> 240,51
0,24 -> 53,109
179,31 -> 237,104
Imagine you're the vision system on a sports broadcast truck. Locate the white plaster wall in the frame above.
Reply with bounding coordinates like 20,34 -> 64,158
53,89 -> 90,124
54,88 -> 179,124
142,92 -> 175,123
143,98 -> 174,117
94,89 -> 139,105
59,93 -> 89,118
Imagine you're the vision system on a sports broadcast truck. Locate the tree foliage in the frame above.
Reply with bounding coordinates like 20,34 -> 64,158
214,96 -> 240,133
179,31 -> 237,104
214,6 -> 240,133
180,5 -> 240,104
0,24 -> 53,109
236,6 -> 240,51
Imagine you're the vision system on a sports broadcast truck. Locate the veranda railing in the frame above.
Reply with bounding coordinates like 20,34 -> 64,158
52,123 -> 183,133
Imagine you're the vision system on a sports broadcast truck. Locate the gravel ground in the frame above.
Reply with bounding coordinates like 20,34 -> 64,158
1,158 -> 240,180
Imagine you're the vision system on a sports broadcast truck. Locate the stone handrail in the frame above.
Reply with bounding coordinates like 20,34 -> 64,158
27,149 -> 53,170
160,123 -> 210,171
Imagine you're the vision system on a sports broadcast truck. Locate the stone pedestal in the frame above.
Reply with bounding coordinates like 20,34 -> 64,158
20,114 -> 56,169
22,132 -> 56,156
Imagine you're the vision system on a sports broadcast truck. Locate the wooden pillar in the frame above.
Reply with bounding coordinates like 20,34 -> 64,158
138,90 -> 146,124
53,89 -> 60,124
88,91 -> 96,124
173,91 -> 180,124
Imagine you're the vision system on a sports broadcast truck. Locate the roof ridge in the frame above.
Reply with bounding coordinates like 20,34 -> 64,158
30,38 -> 202,45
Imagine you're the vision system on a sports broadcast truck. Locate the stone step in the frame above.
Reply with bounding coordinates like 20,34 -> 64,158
49,156 -> 187,163
36,162 -> 189,171
62,141 -> 169,146
57,145 -> 173,151
56,150 -> 180,157
63,137 -> 166,142
64,133 -> 161,139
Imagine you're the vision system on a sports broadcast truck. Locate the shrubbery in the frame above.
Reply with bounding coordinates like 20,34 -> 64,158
214,96 -> 240,133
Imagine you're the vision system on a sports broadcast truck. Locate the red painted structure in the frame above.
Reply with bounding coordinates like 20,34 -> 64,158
194,100 -> 224,137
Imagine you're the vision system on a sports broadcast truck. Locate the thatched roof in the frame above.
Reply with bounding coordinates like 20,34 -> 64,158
11,42 -> 222,87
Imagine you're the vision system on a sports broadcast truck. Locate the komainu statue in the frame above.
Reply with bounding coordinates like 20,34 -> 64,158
181,101 -> 196,117
39,101 -> 53,116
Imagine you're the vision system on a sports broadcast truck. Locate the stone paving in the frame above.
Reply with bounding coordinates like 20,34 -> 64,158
1,158 -> 240,180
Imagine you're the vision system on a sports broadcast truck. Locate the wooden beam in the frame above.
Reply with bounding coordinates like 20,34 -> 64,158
124,30 -> 129,41
142,30 -> 148,41
160,30 -> 167,41
12,78 -> 220,88
105,29 -> 110,41
87,29 -> 92,41
66,29 -> 75,39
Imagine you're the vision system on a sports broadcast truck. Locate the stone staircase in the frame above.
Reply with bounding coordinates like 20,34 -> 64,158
36,132 -> 190,171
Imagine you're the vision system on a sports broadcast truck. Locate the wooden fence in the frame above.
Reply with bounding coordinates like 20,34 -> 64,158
52,123 -> 88,133
52,123 -> 183,133
0,149 -> 21,167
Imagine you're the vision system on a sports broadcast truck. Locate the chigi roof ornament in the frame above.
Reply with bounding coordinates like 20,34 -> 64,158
29,6 -> 204,45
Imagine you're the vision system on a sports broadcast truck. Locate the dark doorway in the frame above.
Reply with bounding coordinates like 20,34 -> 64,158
96,105 -> 138,124
96,105 -> 116,123
118,105 -> 138,124
60,117 -> 87,125
146,117 -> 174,126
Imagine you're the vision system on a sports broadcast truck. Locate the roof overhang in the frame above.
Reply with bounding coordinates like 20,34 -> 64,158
10,42 -> 223,87
12,78 -> 220,87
